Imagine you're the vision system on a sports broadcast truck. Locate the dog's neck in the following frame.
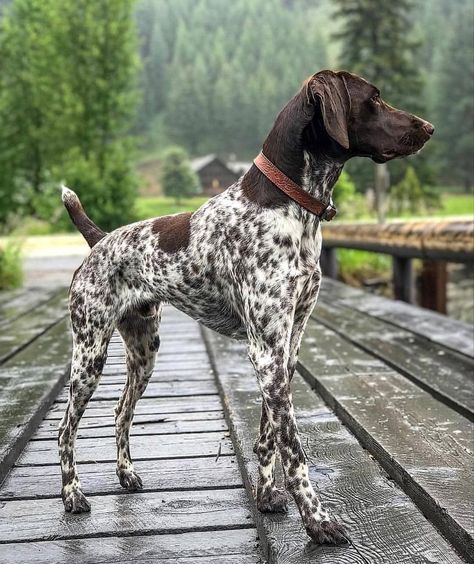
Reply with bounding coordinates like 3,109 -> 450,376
241,91 -> 346,213
301,151 -> 344,205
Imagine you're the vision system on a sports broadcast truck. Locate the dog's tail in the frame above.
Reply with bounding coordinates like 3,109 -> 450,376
61,185 -> 107,248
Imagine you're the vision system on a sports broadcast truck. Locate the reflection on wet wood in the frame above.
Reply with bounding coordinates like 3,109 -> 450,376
299,319 -> 474,561
312,298 -> 474,420
204,328 -> 466,563
0,305 -> 259,562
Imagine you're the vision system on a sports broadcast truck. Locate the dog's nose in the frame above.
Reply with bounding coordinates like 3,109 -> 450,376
422,121 -> 434,135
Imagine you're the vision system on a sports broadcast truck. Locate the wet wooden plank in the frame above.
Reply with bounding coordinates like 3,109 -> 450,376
320,278 -> 474,358
0,528 -> 259,564
56,380 -> 217,402
0,291 -> 68,364
44,395 -> 222,420
0,456 -> 243,500
105,350 -> 210,364
103,360 -> 213,375
203,328 -> 466,564
0,287 -> 26,307
0,488 -> 253,543
0,319 -> 71,482
17,431 -> 233,466
107,342 -> 207,357
0,287 -> 59,327
99,369 -> 214,382
298,318 -> 474,561
33,411 -> 226,439
312,299 -> 474,420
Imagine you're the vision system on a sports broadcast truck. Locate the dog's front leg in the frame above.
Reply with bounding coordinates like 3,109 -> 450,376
248,334 -> 348,545
253,402 -> 289,513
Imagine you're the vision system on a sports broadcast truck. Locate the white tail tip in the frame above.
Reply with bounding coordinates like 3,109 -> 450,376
61,184 -> 77,202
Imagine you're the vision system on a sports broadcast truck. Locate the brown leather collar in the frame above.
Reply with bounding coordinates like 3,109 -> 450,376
253,152 -> 337,221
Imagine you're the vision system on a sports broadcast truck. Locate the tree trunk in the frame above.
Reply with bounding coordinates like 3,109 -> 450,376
374,163 -> 389,224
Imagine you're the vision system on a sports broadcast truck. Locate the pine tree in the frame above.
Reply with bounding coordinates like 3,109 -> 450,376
160,146 -> 200,203
334,0 -> 423,111
0,0 -> 66,221
333,0 -> 425,222
434,2 -> 474,191
0,0 -> 140,229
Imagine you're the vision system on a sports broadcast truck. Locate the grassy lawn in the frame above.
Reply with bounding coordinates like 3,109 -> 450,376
437,194 -> 473,216
136,196 -> 209,220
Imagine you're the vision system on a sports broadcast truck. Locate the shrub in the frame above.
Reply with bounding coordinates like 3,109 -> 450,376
389,166 -> 441,215
337,249 -> 391,286
160,146 -> 201,204
54,144 -> 138,232
0,240 -> 23,290
333,170 -> 368,219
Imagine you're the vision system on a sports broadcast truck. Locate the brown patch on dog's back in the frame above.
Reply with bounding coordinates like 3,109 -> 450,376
152,212 -> 192,252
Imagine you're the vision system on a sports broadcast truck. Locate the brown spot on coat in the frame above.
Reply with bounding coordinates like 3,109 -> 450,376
152,212 -> 192,253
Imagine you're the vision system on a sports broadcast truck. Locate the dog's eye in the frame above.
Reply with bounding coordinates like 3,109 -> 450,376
371,93 -> 380,103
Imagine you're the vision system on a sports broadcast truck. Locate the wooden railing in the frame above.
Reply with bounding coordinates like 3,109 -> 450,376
320,219 -> 474,313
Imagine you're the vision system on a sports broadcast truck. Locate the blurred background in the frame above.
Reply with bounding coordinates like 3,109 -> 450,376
0,0 -> 472,320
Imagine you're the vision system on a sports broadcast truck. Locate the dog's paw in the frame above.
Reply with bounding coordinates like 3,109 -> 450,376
306,519 -> 349,546
63,489 -> 91,514
117,469 -> 143,491
257,487 -> 289,514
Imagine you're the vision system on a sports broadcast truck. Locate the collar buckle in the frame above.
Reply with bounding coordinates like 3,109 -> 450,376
320,200 -> 337,221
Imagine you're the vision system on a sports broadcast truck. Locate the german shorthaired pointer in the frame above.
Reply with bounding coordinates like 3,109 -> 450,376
60,70 -> 433,545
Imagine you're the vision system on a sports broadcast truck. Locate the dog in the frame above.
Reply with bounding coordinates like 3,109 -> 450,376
59,70 -> 433,545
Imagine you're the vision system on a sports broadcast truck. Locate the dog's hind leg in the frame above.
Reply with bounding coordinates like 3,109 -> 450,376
114,304 -> 162,490
59,310 -> 114,513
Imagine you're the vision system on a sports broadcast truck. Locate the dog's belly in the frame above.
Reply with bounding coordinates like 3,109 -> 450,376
167,294 -> 247,341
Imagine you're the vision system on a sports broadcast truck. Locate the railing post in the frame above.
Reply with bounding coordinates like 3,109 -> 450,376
320,247 -> 338,279
392,256 -> 415,303
419,260 -> 447,314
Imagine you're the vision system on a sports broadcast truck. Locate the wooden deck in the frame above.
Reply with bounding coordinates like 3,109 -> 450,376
0,294 -> 259,563
0,281 -> 473,563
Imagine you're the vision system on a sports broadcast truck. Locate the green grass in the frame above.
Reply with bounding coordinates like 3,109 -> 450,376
0,240 -> 23,290
135,196 -> 209,220
438,194 -> 474,216
337,249 -> 391,284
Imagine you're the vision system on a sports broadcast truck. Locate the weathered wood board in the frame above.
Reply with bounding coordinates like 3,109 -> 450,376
0,488 -> 253,543
17,431 -> 233,465
0,528 -> 259,564
44,395 -> 223,420
0,456 -> 243,500
0,305 -> 260,563
299,318 -> 474,561
203,328 -> 466,564
320,278 -> 474,357
312,299 -> 474,420
0,287 -> 59,327
33,410 -> 226,440
57,380 -> 218,402
0,291 -> 68,364
0,318 -> 71,482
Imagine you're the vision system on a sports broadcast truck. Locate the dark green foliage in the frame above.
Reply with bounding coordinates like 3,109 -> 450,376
0,240 -> 23,290
160,146 -> 200,204
134,0 -> 328,157
334,0 -> 423,112
0,0 -> 139,230
434,3 -> 474,191
333,0 -> 431,196
389,166 -> 441,215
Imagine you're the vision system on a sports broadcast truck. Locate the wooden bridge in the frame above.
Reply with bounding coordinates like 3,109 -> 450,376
0,281 -> 472,563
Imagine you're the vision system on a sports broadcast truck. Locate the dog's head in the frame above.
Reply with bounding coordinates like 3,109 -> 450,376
296,70 -> 433,163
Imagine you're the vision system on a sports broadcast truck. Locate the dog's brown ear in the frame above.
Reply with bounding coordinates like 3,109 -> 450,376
307,70 -> 350,149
